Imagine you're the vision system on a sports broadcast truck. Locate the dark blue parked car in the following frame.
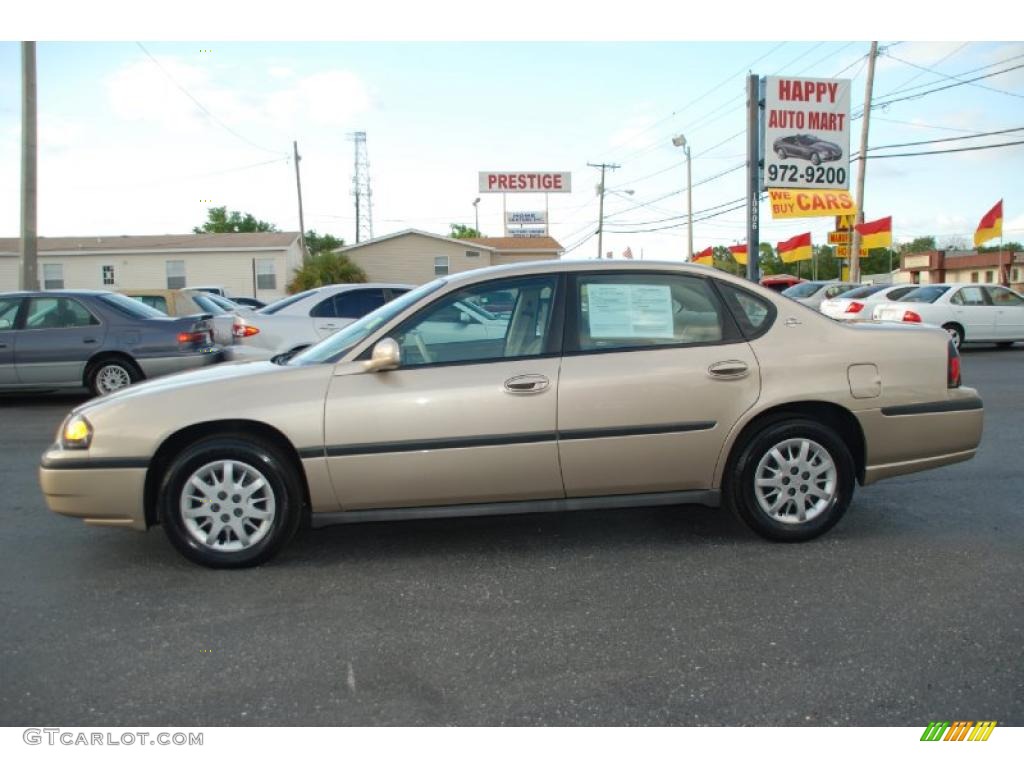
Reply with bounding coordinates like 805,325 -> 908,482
0,290 -> 222,396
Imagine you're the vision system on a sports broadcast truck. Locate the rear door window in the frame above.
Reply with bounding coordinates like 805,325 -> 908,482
0,297 -> 21,330
572,273 -> 731,352
24,297 -> 99,329
334,289 -> 388,318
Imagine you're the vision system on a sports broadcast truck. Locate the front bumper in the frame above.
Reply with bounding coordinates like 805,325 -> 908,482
39,446 -> 148,530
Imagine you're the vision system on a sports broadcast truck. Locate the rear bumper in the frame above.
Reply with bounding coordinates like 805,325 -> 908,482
39,449 -> 148,530
136,348 -> 223,378
857,389 -> 983,485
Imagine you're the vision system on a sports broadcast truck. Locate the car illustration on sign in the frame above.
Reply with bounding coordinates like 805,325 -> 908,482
772,134 -> 843,165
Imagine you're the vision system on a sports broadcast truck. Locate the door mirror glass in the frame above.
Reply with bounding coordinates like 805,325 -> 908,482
364,337 -> 401,372
458,311 -> 472,324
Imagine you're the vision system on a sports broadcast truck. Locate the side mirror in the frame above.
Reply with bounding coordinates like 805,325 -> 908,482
363,337 -> 401,372
459,311 -> 472,324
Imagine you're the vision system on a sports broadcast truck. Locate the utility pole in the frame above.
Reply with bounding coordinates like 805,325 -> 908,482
672,135 -> 693,261
292,140 -> 308,264
588,162 -> 619,259
850,41 -> 879,284
20,42 -> 37,291
745,73 -> 762,282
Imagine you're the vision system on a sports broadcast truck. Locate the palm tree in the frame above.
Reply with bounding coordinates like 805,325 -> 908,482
287,253 -> 367,293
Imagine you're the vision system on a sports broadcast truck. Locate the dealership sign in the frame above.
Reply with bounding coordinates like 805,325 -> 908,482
506,211 -> 547,225
479,172 -> 572,193
763,76 -> 851,190
769,188 -> 857,219
509,227 -> 548,238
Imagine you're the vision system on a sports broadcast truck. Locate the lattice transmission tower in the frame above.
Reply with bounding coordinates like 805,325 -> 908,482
350,131 -> 373,243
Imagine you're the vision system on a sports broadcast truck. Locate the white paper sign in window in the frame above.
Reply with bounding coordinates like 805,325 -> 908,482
587,283 -> 674,339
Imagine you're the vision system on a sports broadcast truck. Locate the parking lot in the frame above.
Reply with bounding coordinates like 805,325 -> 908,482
0,346 -> 1021,727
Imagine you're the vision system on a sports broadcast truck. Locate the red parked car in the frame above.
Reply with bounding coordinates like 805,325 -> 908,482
760,274 -> 805,293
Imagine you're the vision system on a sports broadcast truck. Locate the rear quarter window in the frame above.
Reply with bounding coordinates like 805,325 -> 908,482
715,282 -> 776,339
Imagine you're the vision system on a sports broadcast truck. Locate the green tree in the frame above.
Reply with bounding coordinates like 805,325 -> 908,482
304,230 -> 345,256
899,235 -> 936,254
193,206 -> 278,234
287,252 -> 366,293
449,223 -> 483,239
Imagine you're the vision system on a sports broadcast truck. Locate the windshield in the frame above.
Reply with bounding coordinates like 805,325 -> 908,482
291,279 -> 446,364
259,289 -> 319,315
99,293 -> 167,319
782,282 -> 824,298
838,285 -> 888,300
900,286 -> 949,304
203,293 -> 241,312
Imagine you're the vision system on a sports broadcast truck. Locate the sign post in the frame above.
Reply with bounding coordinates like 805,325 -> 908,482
746,74 -> 761,283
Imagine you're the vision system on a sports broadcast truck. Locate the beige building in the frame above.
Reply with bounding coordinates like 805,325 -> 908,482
339,229 -> 563,284
899,249 -> 1022,290
0,232 -> 303,301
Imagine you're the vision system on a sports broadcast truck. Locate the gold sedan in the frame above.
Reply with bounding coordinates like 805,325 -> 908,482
39,261 -> 984,567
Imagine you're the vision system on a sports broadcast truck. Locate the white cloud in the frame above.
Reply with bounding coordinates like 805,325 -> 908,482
267,66 -> 294,79
264,70 -> 373,130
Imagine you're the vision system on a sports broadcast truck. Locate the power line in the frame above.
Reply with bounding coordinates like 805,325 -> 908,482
885,50 -> 1024,100
865,138 -> 1024,159
135,42 -> 286,157
867,125 -> 1024,151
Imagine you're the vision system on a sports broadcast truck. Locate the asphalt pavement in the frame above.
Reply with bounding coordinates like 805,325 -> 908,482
0,347 -> 1021,726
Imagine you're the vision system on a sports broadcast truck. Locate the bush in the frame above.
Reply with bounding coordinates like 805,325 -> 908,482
287,253 -> 367,293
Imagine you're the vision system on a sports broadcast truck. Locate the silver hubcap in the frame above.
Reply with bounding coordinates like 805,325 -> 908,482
947,327 -> 961,347
754,438 -> 837,524
96,364 -> 131,393
180,460 -> 276,552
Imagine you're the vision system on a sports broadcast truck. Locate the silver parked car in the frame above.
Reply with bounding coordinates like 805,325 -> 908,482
0,290 -> 221,396
781,280 -> 861,311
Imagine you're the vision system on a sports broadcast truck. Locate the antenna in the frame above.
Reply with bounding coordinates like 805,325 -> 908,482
349,131 -> 373,243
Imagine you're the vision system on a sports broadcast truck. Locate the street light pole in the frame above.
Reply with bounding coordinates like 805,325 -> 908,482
472,197 -> 480,234
672,135 -> 693,261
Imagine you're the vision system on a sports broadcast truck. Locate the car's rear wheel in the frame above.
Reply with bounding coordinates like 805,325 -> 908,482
942,323 -> 964,350
159,436 -> 302,568
726,418 -> 855,541
87,357 -> 142,397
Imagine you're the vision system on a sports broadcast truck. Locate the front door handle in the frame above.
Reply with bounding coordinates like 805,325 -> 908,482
504,374 -> 550,394
83,338 -> 97,344
708,360 -> 749,379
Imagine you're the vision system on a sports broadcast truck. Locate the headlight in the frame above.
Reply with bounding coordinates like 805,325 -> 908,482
61,414 -> 93,449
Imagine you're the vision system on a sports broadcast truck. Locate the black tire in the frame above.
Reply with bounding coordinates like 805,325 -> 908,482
777,148 -> 787,159
87,356 -> 142,397
810,152 -> 822,166
725,418 -> 855,542
942,323 -> 964,350
159,435 -> 302,568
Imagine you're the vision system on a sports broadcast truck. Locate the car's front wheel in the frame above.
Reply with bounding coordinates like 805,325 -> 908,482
810,152 -> 822,166
159,436 -> 302,568
726,418 -> 855,541
776,148 -> 787,159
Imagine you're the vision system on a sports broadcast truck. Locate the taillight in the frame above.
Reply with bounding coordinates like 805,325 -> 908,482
233,322 -> 260,338
177,331 -> 208,344
846,301 -> 864,314
948,339 -> 961,388
902,310 -> 922,323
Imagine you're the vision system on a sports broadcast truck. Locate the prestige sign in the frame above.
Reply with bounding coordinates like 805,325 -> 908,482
764,76 -> 851,190
479,172 -> 572,193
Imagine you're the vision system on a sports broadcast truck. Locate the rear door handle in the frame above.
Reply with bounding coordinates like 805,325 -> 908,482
83,338 -> 97,344
504,374 -> 550,394
708,360 -> 749,379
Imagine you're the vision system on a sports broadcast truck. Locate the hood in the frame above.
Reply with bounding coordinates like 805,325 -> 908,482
77,360 -> 285,413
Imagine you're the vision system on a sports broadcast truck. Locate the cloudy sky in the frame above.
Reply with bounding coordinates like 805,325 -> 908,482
1,35 -> 1022,260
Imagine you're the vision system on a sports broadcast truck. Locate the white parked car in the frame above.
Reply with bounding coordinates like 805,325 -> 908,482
872,283 -> 1024,349
229,283 -> 413,361
781,280 -> 861,311
819,284 -> 917,322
